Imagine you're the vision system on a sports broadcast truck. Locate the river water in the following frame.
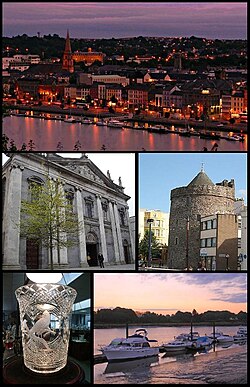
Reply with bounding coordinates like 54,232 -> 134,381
94,326 -> 247,384
3,116 -> 248,152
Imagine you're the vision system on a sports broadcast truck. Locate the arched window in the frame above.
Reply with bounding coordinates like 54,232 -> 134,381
119,208 -> 126,226
102,200 -> 108,221
27,175 -> 45,187
27,176 -> 45,201
84,196 -> 94,218
65,188 -> 75,209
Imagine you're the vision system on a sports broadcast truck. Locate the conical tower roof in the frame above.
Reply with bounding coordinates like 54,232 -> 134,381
64,29 -> 72,53
187,170 -> 214,187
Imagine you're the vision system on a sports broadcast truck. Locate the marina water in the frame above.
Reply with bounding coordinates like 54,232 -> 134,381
3,116 -> 247,151
94,326 -> 247,384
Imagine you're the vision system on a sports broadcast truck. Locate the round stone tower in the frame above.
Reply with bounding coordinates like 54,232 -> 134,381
168,169 -> 235,269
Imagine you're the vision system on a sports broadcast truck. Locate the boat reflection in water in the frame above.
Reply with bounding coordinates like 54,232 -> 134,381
104,355 -> 159,375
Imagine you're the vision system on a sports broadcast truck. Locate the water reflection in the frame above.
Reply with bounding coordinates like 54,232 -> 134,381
3,116 -> 247,152
104,355 -> 159,375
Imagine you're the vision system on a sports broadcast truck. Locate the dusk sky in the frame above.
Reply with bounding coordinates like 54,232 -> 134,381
139,153 -> 247,212
3,2 -> 247,39
94,273 -> 247,314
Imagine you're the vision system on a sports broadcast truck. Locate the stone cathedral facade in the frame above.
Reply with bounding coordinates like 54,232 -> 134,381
168,169 -> 236,270
2,153 -> 134,270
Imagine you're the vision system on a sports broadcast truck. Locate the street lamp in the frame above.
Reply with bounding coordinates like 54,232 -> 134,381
186,216 -> 190,270
225,254 -> 229,271
147,218 -> 154,268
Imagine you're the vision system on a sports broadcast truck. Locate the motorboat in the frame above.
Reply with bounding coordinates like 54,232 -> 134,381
96,119 -> 107,126
237,326 -> 247,336
179,124 -> 191,137
175,331 -> 200,341
162,339 -> 193,352
64,116 -> 76,123
188,336 -> 213,350
233,334 -> 247,342
107,119 -> 124,128
100,328 -> 159,361
207,330 -> 224,340
104,355 -> 159,374
216,334 -> 234,343
200,131 -> 221,140
226,134 -> 240,141
179,129 -> 191,137
81,117 -> 93,124
148,125 -> 167,133
234,326 -> 247,341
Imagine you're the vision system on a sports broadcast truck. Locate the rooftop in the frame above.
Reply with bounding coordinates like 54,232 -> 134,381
187,170 -> 214,187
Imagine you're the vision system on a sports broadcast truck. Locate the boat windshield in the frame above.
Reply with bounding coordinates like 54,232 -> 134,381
109,338 -> 125,346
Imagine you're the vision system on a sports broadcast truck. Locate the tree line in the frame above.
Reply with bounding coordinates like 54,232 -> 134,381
94,306 -> 247,325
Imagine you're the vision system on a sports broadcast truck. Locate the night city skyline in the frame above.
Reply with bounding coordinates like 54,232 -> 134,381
3,2 -> 247,40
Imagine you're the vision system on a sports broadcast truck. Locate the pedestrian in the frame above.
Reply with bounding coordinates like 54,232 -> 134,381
197,261 -> 203,271
98,252 -> 105,268
211,142 -> 218,151
202,147 -> 208,151
87,253 -> 91,267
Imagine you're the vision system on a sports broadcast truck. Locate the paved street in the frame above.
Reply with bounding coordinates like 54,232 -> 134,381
56,264 -> 136,271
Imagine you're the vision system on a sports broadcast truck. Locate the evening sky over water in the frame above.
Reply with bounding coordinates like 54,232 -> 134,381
3,2 -> 247,39
94,273 -> 247,314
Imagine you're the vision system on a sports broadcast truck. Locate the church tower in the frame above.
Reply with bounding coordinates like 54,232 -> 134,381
62,29 -> 74,73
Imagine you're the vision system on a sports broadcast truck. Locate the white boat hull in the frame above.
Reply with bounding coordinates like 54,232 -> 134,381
103,347 -> 159,361
163,345 -> 188,352
217,336 -> 234,343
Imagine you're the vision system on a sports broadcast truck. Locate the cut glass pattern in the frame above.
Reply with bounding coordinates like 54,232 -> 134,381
15,283 -> 77,373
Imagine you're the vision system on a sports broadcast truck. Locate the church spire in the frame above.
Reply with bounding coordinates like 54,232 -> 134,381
65,29 -> 72,53
62,29 -> 74,73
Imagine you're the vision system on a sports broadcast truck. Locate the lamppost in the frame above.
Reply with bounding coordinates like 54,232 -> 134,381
186,216 -> 190,270
147,218 -> 154,268
225,254 -> 229,271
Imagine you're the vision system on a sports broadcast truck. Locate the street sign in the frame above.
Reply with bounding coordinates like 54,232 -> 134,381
200,248 -> 207,256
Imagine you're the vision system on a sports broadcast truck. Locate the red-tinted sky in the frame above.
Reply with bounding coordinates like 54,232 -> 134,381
94,273 -> 247,314
3,2 -> 247,39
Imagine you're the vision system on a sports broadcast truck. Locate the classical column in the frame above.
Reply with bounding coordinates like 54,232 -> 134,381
125,206 -> 135,262
96,195 -> 108,262
54,181 -> 68,268
108,201 -> 120,262
3,164 -> 23,269
113,202 -> 125,262
76,188 -> 87,267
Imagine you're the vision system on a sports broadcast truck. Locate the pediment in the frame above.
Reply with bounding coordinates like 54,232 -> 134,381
67,162 -> 105,185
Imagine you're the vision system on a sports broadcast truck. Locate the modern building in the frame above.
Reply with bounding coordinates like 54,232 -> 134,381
129,216 -> 136,245
239,206 -> 247,270
139,209 -> 169,246
234,200 -> 248,271
168,168 -> 236,270
2,153 -> 134,270
199,214 -> 238,270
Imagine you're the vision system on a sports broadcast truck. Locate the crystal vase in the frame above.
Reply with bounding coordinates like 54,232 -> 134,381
15,283 -> 77,374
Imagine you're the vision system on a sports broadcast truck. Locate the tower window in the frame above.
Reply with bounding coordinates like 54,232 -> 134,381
175,237 -> 178,245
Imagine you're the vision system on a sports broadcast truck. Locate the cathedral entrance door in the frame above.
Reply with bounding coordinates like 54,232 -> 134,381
86,232 -> 98,266
26,239 -> 39,269
123,239 -> 130,264
86,244 -> 98,266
